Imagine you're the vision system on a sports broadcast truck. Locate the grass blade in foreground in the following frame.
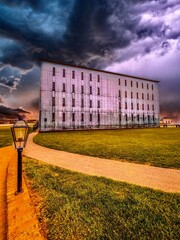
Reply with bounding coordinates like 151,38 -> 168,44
24,157 -> 180,240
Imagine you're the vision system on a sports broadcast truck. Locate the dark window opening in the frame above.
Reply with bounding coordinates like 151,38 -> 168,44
90,73 -> 92,81
81,86 -> 84,94
90,113 -> 92,122
90,100 -> 92,108
63,83 -> 65,92
52,97 -> 55,106
97,75 -> 100,82
52,67 -> 55,76
90,86 -> 92,94
81,113 -> 84,122
97,100 -> 100,108
63,113 -> 65,122
72,70 -> 75,79
72,98 -> 75,107
72,113 -> 75,122
63,98 -> 65,107
72,84 -> 75,93
98,87 -> 100,95
52,82 -> 55,91
52,112 -> 55,121
81,72 -> 84,80
63,69 -> 65,77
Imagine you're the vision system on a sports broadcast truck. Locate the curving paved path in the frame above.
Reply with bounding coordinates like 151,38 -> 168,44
24,133 -> 180,193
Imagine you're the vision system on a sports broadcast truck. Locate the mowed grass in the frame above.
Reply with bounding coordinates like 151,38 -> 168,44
24,157 -> 180,240
0,126 -> 13,148
34,128 -> 180,169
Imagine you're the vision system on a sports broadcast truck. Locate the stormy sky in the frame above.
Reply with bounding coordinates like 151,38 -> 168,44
0,0 -> 180,119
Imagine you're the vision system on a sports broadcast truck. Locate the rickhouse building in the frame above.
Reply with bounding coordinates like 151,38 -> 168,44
39,60 -> 160,131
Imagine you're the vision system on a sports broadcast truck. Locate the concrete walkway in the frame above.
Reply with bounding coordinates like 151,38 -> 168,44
25,133 -> 180,193
0,146 -> 14,240
0,146 -> 45,240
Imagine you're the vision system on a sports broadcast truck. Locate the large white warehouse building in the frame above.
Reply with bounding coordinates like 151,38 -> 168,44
39,60 -> 160,131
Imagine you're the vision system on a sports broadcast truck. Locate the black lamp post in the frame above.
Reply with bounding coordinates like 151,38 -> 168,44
11,119 -> 30,194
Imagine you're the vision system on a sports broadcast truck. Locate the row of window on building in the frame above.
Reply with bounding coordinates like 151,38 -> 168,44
52,96 -> 155,111
52,83 -> 155,100
50,112 -> 155,123
52,67 -> 154,90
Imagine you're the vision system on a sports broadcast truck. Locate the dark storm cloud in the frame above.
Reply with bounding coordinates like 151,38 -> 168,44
0,105 -> 30,119
0,0 -> 180,117
0,0 -> 179,69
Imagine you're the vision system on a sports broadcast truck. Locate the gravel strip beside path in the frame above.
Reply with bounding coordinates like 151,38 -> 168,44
24,133 -> 180,193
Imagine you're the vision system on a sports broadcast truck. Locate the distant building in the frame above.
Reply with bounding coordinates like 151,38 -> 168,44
161,117 -> 178,125
39,60 -> 160,131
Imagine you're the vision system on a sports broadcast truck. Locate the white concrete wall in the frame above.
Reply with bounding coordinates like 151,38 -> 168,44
40,61 -> 160,131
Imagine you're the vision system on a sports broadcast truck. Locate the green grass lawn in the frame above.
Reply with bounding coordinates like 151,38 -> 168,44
34,128 -> 180,169
24,157 -> 180,240
0,126 -> 13,148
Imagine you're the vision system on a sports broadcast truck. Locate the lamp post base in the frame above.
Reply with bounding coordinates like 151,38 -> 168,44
15,190 -> 24,195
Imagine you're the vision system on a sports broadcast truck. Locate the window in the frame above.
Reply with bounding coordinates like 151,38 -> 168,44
147,83 -> 149,89
72,113 -> 75,122
81,86 -> 84,94
119,102 -> 121,109
97,75 -> 100,82
90,113 -> 92,122
152,104 -> 154,111
147,104 -> 149,111
153,115 -> 155,122
125,102 -> 127,109
81,98 -> 84,108
131,114 -> 134,121
152,84 -> 154,90
119,90 -> 121,98
152,94 -> 154,101
125,91 -> 127,98
131,103 -> 133,110
143,114 -> 145,122
52,112 -> 55,121
148,115 -> 150,123
137,103 -> 139,110
136,82 -> 139,88
98,113 -> 100,123
142,93 -> 144,99
97,100 -> 100,108
52,97 -> 55,106
63,69 -> 65,77
63,98 -> 65,107
137,114 -> 140,122
63,113 -> 65,122
147,94 -> 149,100
52,82 -> 55,91
125,114 -> 128,122
142,104 -> 144,110
137,92 -> 139,99
72,98 -> 75,107
142,82 -> 144,89
81,72 -> 84,80
81,113 -> 84,122
131,81 -> 133,87
72,84 -> 75,93
119,78 -> 121,85
131,92 -> 133,98
90,73 -> 92,81
63,83 -> 65,92
90,99 -> 92,108
52,67 -> 55,76
125,79 -> 127,86
90,86 -> 92,94
119,114 -> 121,122
72,70 -> 75,79
98,87 -> 100,95
44,118 -> 47,122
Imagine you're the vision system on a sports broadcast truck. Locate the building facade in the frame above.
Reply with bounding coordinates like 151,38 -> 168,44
39,60 -> 160,131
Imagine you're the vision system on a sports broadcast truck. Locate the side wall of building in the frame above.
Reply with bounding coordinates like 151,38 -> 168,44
40,62 -> 159,131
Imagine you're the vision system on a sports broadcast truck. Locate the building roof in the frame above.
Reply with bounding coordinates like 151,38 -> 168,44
41,59 -> 160,83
